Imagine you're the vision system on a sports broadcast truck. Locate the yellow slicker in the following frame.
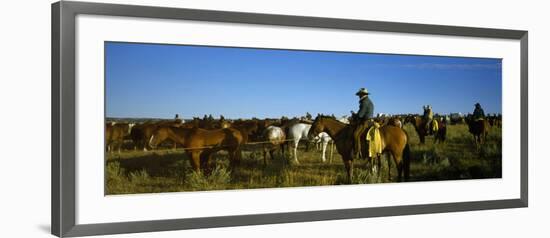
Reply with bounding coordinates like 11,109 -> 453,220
366,122 -> 382,158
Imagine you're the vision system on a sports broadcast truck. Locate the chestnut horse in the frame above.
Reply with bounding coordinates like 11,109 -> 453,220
130,120 -> 182,151
231,120 -> 259,144
149,126 -> 244,174
465,116 -> 490,146
106,122 -> 134,153
308,116 -> 411,183
404,115 -> 446,144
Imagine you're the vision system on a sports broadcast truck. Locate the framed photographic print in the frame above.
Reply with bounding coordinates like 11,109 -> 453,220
52,1 -> 528,237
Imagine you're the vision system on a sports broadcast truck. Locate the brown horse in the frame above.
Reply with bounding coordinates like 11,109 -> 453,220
231,120 -> 259,144
149,126 -> 244,174
130,120 -> 182,151
375,116 -> 403,128
197,115 -> 232,129
308,116 -> 411,183
106,122 -> 134,153
404,115 -> 446,144
465,116 -> 490,146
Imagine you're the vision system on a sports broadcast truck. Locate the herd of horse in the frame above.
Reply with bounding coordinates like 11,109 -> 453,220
106,111 -> 500,183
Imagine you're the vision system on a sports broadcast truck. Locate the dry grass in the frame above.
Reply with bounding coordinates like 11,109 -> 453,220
106,124 -> 502,195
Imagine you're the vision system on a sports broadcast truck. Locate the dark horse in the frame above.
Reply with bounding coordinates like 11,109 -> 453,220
308,116 -> 411,183
465,116 -> 490,146
149,126 -> 244,174
404,115 -> 446,144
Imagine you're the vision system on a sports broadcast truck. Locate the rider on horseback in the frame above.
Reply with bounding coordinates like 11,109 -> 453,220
423,105 -> 434,134
473,103 -> 486,121
353,88 -> 374,159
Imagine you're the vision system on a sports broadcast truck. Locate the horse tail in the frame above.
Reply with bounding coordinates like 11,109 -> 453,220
403,143 -> 411,181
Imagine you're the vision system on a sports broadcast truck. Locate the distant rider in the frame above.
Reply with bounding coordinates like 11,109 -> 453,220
423,105 -> 434,133
473,103 -> 485,120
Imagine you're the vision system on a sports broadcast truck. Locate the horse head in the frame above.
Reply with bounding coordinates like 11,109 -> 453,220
220,120 -> 232,129
148,127 -> 168,149
404,115 -> 415,124
309,115 -> 327,139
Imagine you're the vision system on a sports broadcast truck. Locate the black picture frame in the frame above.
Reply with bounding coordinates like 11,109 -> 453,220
52,1 -> 528,237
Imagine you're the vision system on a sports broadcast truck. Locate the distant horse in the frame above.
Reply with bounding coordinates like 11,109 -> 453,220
231,120 -> 259,144
404,115 -> 446,144
375,116 -> 403,128
387,117 -> 403,128
149,126 -> 243,174
313,132 -> 334,163
337,116 -> 350,124
309,116 -> 411,183
465,116 -> 490,146
433,117 -> 447,143
253,119 -> 278,139
106,122 -> 134,153
487,115 -> 502,128
287,123 -> 312,164
262,126 -> 287,166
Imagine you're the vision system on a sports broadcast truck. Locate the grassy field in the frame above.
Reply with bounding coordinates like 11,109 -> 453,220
106,123 -> 502,195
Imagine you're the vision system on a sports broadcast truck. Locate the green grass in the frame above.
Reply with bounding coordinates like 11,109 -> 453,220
106,124 -> 502,195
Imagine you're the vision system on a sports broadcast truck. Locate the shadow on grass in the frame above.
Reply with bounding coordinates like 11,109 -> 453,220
107,151 -> 188,178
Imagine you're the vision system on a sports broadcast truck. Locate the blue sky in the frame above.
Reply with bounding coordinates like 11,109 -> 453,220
105,42 -> 502,119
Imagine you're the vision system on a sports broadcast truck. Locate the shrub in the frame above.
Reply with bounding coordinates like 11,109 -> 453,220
186,166 -> 232,191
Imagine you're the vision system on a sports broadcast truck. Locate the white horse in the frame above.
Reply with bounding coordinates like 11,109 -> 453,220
262,125 -> 286,165
287,123 -> 311,164
288,123 -> 334,163
313,132 -> 334,163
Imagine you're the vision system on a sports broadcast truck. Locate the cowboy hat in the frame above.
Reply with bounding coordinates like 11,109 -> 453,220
355,88 -> 370,96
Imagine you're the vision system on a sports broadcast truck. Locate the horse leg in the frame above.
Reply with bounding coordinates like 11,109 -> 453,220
189,151 -> 202,174
234,148 -> 242,167
391,149 -> 403,182
343,158 -> 354,184
117,139 -> 122,154
397,161 -> 403,182
263,147 -> 268,167
270,149 -> 276,161
200,151 -> 212,175
229,148 -> 241,169
376,156 -> 382,180
321,141 -> 327,163
370,156 -> 376,174
316,141 -> 320,151
329,142 -> 334,163
387,153 -> 392,182
293,140 -> 300,164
